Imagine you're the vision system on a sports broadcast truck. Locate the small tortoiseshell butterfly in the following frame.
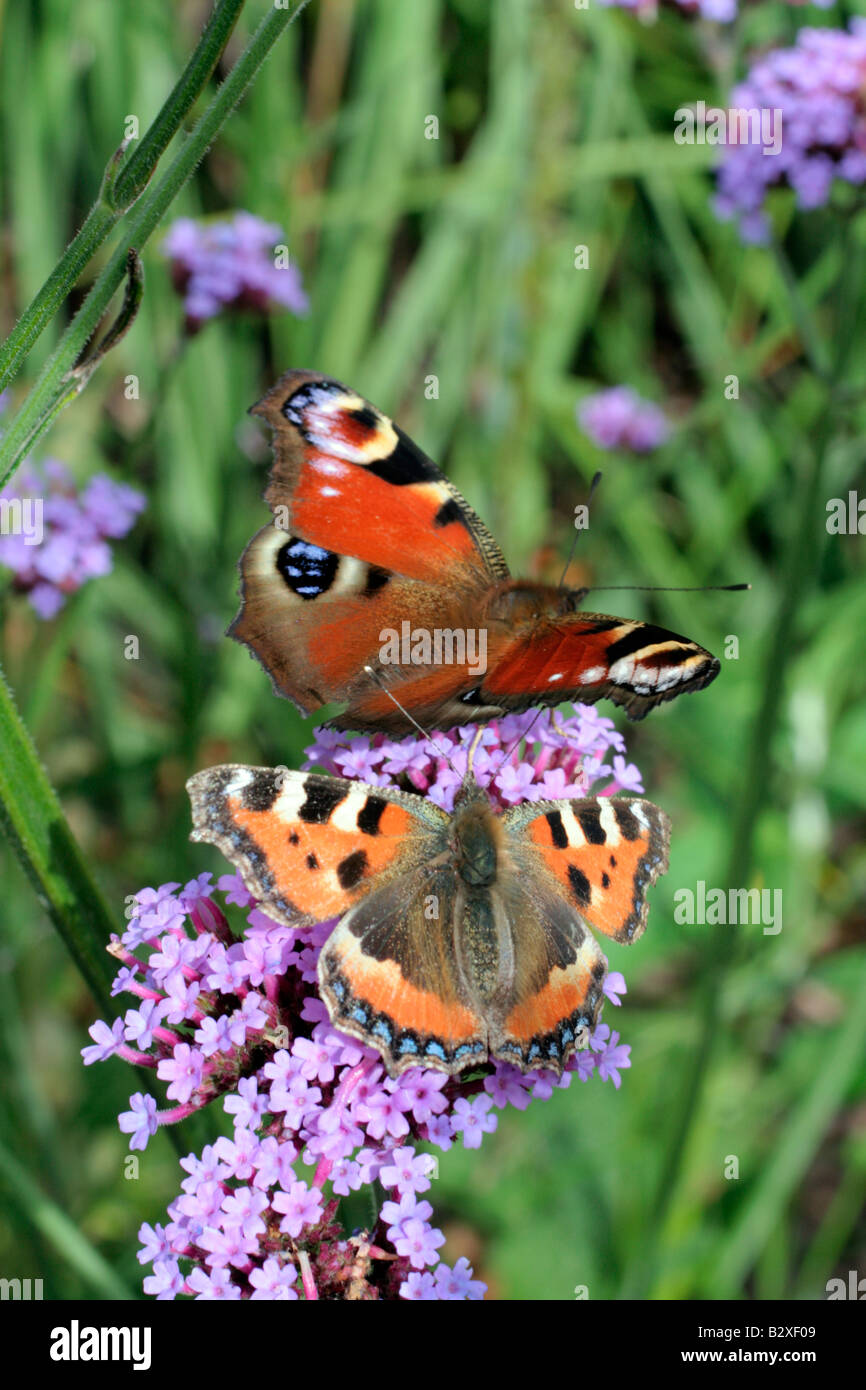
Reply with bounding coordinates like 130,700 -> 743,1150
187,764 -> 670,1077
230,369 -> 722,734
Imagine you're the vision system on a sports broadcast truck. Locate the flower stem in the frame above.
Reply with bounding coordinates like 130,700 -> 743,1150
0,0 -> 310,490
0,662 -> 118,1012
0,0 -> 246,393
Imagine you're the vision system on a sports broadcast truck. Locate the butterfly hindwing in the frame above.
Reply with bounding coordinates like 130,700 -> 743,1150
480,609 -> 720,721
504,795 -> 671,944
486,872 -> 609,1071
319,866 -> 490,1076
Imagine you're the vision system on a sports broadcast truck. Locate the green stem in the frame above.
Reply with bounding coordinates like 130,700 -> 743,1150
109,0 -> 247,211
0,0 -> 246,393
0,0 -> 309,490
0,662 -> 117,1011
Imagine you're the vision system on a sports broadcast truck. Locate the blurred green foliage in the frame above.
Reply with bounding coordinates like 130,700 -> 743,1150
0,0 -> 864,1300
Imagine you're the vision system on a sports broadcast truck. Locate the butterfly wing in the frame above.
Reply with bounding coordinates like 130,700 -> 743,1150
503,794 -> 671,944
187,765 -> 448,929
473,794 -> 669,1074
480,608 -> 720,721
318,867 -> 490,1077
484,872 -> 609,1073
230,371 -> 509,721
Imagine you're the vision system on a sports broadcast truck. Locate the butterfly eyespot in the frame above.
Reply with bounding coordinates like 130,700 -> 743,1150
275,537 -> 338,600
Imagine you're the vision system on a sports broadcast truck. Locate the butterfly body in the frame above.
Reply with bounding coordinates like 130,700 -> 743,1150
230,370 -> 722,733
187,764 -> 670,1077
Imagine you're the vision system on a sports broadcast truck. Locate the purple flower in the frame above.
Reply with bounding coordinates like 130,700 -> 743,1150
451,1095 -> 498,1149
392,1216 -> 446,1270
118,1093 -> 159,1151
143,1259 -> 185,1300
594,1028 -> 632,1089
0,462 -> 144,618
578,387 -> 669,453
715,23 -> 866,241
273,1180 -> 324,1238
380,1146 -> 436,1195
249,1257 -> 299,1301
162,212 -> 308,332
594,0 -> 820,20
434,1257 -> 487,1300
81,1017 -> 126,1064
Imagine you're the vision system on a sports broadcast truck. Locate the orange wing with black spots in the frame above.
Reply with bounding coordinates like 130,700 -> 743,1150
187,768 -> 670,1078
505,795 -> 671,944
186,765 -> 448,930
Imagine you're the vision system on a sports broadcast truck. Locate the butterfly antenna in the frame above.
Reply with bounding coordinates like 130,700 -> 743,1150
557,470 -> 602,589
586,582 -> 750,594
466,726 -> 485,778
361,665 -> 460,773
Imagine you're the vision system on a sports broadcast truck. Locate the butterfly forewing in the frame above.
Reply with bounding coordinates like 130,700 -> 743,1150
186,765 -> 447,930
504,795 -> 671,944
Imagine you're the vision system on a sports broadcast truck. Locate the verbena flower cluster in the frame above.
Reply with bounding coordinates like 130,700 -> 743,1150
162,212 -> 308,331
0,458 -> 145,619
597,0 -> 737,19
715,22 -> 866,243
577,387 -> 669,454
596,0 -> 833,21
82,709 -> 637,1300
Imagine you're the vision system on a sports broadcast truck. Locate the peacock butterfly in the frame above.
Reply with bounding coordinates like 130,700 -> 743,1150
230,369 -> 723,734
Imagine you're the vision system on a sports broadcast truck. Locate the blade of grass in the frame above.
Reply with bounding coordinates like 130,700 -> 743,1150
0,0 -> 246,392
0,1139 -> 135,1299
0,662 -> 118,1009
0,0 -> 311,489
